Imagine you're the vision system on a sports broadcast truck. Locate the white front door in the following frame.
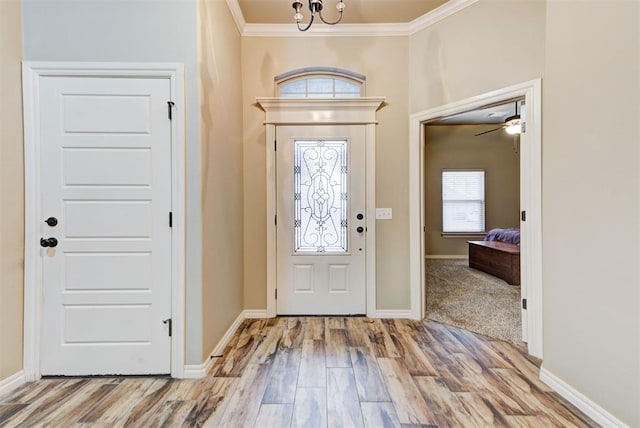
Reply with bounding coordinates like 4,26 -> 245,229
39,76 -> 172,375
276,125 -> 366,315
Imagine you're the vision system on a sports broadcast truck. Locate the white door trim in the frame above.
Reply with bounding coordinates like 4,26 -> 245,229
256,97 -> 385,318
409,80 -> 543,358
22,62 -> 186,380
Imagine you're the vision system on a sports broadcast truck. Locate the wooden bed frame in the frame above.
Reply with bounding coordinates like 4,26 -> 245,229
468,240 -> 520,285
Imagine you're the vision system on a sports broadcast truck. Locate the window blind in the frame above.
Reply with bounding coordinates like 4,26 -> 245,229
442,170 -> 485,233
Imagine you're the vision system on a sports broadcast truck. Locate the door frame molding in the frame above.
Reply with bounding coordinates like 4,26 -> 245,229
22,62 -> 186,380
257,97 -> 385,317
409,79 -> 543,358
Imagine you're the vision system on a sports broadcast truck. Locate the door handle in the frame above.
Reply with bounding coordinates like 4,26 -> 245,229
40,237 -> 58,248
356,226 -> 364,233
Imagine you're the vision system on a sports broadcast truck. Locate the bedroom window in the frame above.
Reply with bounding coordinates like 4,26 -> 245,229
442,170 -> 485,233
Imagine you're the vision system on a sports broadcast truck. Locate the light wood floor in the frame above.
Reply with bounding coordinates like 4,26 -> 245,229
0,317 -> 596,427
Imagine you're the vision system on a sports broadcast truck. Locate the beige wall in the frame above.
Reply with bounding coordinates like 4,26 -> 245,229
242,36 -> 410,310
543,1 -> 639,425
0,0 -> 25,382
409,0 -> 546,113
424,125 -> 520,256
199,0 -> 244,361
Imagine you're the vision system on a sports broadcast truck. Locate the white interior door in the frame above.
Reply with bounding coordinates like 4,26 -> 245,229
39,76 -> 172,375
276,125 -> 366,315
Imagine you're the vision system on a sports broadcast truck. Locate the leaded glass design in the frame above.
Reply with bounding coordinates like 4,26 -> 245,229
294,140 -> 348,253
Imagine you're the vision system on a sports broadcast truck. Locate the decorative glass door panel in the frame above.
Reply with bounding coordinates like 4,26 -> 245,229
277,126 -> 366,315
294,140 -> 348,253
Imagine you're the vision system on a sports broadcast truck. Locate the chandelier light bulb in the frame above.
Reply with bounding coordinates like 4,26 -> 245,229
337,1 -> 345,11
294,12 -> 303,21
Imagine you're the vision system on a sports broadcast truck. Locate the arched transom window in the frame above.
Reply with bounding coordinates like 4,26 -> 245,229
275,67 -> 366,99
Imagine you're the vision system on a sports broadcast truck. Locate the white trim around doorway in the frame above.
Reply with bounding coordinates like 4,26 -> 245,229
409,80 -> 543,358
22,62 -> 187,380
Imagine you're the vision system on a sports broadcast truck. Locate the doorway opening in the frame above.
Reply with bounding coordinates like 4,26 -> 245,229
409,80 -> 543,358
424,99 -> 524,345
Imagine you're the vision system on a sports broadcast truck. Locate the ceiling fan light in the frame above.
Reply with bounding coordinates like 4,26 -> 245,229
505,120 -> 521,135
504,112 -> 521,135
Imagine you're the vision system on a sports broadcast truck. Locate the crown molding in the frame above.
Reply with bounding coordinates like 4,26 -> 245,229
225,0 -> 246,34
406,0 -> 479,35
243,22 -> 409,37
225,0 -> 478,37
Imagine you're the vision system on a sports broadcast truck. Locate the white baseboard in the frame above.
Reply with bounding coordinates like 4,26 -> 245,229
183,360 -> 212,379
425,255 -> 468,259
243,309 -> 269,318
183,311 -> 247,379
539,366 -> 628,427
0,370 -> 26,397
375,309 -> 413,319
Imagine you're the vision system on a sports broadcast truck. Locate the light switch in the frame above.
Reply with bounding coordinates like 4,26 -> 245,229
376,208 -> 392,220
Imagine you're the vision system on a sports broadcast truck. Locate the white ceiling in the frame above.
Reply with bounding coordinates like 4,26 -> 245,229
430,101 -> 521,125
237,0 -> 449,24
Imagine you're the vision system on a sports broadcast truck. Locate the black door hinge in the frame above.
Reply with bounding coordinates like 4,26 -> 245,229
275,289 -> 277,299
522,299 -> 527,310
274,140 -> 277,151
162,318 -> 172,337
521,211 -> 526,222
275,215 -> 277,226
167,101 -> 175,120
169,212 -> 173,228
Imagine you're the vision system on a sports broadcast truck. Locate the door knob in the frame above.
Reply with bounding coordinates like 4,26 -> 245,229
356,213 -> 364,220
356,226 -> 364,233
40,237 -> 58,248
44,217 -> 58,227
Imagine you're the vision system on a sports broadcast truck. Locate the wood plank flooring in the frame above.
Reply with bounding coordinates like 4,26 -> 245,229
0,318 -> 597,427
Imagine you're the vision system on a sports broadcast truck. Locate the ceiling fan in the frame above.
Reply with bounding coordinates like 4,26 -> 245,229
474,101 -> 522,136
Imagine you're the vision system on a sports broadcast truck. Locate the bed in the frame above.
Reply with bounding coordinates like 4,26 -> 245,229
468,228 -> 521,285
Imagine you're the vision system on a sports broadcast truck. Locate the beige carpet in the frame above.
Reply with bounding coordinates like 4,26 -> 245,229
426,258 -> 523,344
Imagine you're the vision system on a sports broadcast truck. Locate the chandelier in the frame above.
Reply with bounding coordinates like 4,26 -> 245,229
292,0 -> 346,32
